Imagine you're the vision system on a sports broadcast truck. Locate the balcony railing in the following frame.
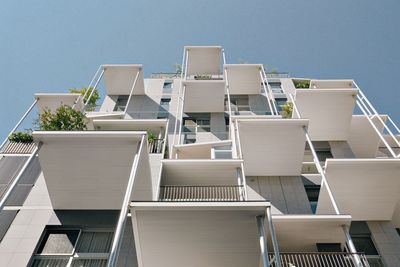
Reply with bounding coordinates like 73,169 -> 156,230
0,141 -> 37,154
148,139 -> 164,154
268,252 -> 371,267
159,185 -> 244,201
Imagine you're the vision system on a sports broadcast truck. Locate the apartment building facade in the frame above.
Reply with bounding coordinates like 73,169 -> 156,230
0,46 -> 399,267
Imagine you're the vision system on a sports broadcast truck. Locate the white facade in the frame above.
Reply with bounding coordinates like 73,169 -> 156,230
0,46 -> 399,267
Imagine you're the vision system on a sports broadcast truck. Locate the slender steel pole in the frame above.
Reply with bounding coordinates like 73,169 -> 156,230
256,215 -> 270,267
107,135 -> 145,267
0,142 -> 42,211
289,93 -> 340,215
123,70 -> 141,116
83,68 -> 105,112
266,207 -> 282,267
259,70 -> 274,115
342,225 -> 363,267
261,65 -> 278,115
0,99 -> 37,152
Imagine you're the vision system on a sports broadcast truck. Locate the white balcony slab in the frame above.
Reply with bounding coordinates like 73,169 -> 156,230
130,201 -> 269,267
224,64 -> 263,95
310,79 -> 354,89
103,64 -> 145,95
236,119 -> 308,176
185,46 -> 222,75
347,115 -> 387,158
35,93 -> 83,115
33,131 -> 151,209
161,159 -> 242,185
294,88 -> 358,140
272,214 -> 351,252
93,119 -> 167,133
183,80 -> 225,112
173,140 -> 232,159
317,159 -> 400,220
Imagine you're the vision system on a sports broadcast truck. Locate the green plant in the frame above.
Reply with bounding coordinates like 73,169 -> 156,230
148,132 -> 158,143
8,131 -> 33,143
69,87 -> 99,111
39,105 -> 87,131
293,80 -> 310,89
281,102 -> 293,119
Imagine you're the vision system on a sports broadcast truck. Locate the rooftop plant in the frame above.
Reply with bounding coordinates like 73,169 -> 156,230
8,131 -> 33,143
69,87 -> 99,111
39,105 -> 87,131
281,102 -> 293,119
293,80 -> 310,89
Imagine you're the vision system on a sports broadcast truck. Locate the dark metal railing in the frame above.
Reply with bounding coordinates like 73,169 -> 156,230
159,185 -> 243,201
148,139 -> 164,154
268,252 -> 370,267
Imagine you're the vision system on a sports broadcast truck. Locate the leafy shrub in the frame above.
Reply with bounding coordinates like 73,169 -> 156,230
293,80 -> 310,89
281,102 -> 293,119
69,87 -> 99,111
8,131 -> 33,143
39,105 -> 87,131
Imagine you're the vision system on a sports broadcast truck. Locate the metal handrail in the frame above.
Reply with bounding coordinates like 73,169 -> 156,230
0,99 -> 37,152
261,65 -> 279,115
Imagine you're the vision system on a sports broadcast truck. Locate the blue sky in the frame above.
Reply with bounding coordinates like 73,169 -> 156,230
1,0 -> 399,139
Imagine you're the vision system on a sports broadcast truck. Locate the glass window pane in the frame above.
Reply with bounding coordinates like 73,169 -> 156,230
31,258 -> 69,267
76,231 -> 113,253
37,229 -> 80,254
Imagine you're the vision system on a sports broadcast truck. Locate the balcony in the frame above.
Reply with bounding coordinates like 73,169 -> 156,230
183,46 -> 223,79
159,185 -> 244,201
268,252 -> 370,267
293,79 -> 358,141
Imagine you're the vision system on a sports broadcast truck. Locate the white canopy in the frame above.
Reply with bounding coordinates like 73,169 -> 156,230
35,93 -> 83,115
183,80 -> 225,112
33,131 -> 151,209
236,119 -> 309,176
103,64 -> 145,95
224,64 -> 263,95
185,46 -> 222,75
130,201 -> 269,267
317,159 -> 400,220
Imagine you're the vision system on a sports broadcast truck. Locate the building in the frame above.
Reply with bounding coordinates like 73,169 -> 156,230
0,46 -> 399,267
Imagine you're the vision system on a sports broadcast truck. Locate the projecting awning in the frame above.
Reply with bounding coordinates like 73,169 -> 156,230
294,88 -> 358,141
236,119 -> 309,176
272,215 -> 351,252
161,159 -> 242,185
173,140 -> 232,159
317,159 -> 400,220
130,201 -> 269,267
347,115 -> 387,158
92,119 -> 167,133
183,80 -> 225,112
103,64 -> 145,95
33,131 -> 152,209
224,64 -> 263,95
184,46 -> 222,76
35,93 -> 83,114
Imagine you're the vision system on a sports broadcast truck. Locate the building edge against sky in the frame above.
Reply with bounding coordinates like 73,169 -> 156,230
0,45 -> 399,267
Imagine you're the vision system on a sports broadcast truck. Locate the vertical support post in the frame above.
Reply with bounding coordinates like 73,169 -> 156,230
107,135 -> 145,267
256,215 -> 270,267
123,69 -> 141,116
266,207 -> 282,267
259,69 -> 274,115
261,65 -> 278,115
224,67 -> 233,140
342,225 -> 363,267
0,142 -> 42,211
83,68 -> 105,112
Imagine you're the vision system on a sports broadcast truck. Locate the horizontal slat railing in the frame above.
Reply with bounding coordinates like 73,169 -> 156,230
159,185 -> 243,201
268,252 -> 371,267
148,139 -> 164,154
1,141 -> 37,154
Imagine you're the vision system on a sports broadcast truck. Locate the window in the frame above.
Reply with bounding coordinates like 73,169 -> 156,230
162,80 -> 173,94
304,185 -> 320,214
157,98 -> 171,119
30,228 -> 113,267
182,115 -> 211,144
228,95 -> 250,115
113,95 -> 129,111
268,82 -> 284,94
275,98 -> 287,113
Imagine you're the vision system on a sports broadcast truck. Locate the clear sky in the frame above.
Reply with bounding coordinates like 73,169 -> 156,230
1,0 -> 399,139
